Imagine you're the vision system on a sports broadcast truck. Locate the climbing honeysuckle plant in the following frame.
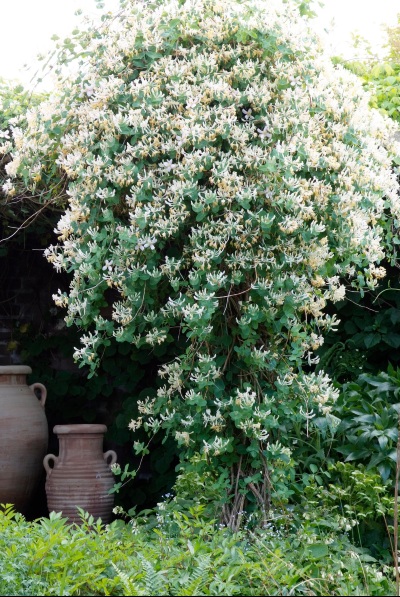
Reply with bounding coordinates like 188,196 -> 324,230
1,0 -> 400,527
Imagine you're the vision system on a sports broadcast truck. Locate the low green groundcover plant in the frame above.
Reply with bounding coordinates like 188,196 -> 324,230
0,503 -> 395,596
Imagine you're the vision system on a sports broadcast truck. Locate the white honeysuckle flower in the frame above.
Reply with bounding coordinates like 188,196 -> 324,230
1,179 -> 15,195
137,236 -> 157,251
242,108 -> 254,121
160,159 -> 177,173
102,259 -> 113,272
257,126 -> 272,140
186,97 -> 199,110
82,83 -> 96,98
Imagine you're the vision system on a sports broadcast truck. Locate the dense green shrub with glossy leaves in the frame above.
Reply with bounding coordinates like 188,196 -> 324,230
333,367 -> 400,481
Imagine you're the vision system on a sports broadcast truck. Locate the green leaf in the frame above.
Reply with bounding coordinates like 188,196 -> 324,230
384,332 -> 400,348
307,544 -> 329,559
377,435 -> 389,450
343,320 -> 358,334
363,333 -> 381,349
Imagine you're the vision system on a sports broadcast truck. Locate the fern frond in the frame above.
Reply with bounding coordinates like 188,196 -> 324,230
177,555 -> 212,596
139,555 -> 169,596
112,562 -> 144,596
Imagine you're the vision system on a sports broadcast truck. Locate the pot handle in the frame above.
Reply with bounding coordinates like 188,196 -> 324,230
43,454 -> 58,477
104,450 -> 117,467
29,383 -> 47,408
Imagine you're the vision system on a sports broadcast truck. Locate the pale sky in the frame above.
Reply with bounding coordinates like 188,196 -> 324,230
0,0 -> 399,88
313,0 -> 400,59
0,0 -> 119,87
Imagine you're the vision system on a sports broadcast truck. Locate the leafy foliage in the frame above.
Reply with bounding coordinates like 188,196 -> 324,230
316,274 -> 400,382
1,0 -> 400,526
0,503 -> 395,596
0,79 -> 45,132
0,80 -> 56,234
366,63 -> 400,123
303,462 -> 394,562
343,18 -> 400,127
384,15 -> 400,64
333,366 -> 400,481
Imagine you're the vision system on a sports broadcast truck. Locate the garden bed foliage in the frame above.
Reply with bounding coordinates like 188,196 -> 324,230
0,502 -> 395,596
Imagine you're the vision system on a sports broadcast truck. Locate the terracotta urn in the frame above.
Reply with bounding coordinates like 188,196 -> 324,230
0,365 -> 48,513
43,424 -> 117,523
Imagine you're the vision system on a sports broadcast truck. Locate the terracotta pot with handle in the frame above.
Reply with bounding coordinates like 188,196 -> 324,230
0,365 -> 48,513
43,424 -> 117,523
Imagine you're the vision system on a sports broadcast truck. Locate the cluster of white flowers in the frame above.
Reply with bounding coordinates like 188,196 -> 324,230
296,371 -> 340,416
1,0 -> 400,494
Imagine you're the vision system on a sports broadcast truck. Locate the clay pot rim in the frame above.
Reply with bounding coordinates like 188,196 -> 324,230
54,424 -> 107,435
0,365 -> 32,375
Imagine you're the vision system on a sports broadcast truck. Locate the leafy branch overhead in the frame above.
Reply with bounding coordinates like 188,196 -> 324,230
0,79 -> 66,238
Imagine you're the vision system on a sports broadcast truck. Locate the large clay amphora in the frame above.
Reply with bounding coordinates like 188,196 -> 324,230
43,424 -> 117,523
0,365 -> 48,513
